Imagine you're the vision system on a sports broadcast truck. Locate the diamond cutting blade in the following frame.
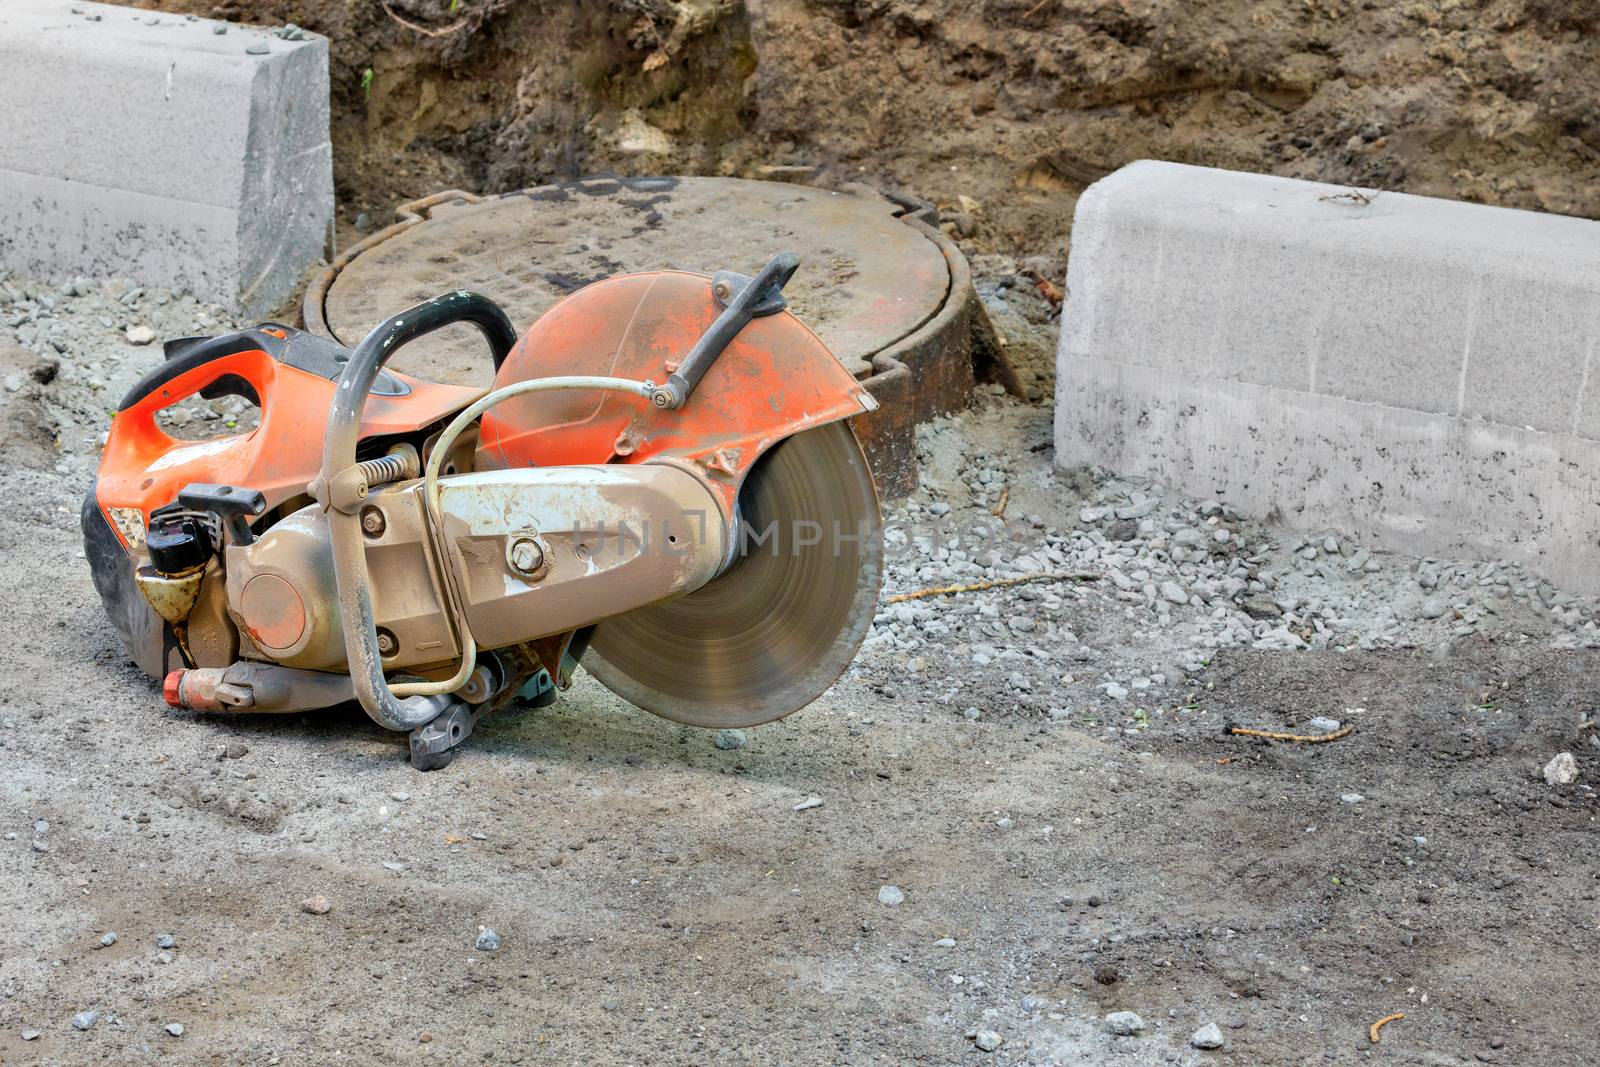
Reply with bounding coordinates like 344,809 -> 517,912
583,421 -> 883,729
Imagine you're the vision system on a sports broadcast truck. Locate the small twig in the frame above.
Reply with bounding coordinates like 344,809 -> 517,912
1226,723 -> 1355,744
1369,1012 -> 1404,1043
1023,0 -> 1053,17
381,0 -> 470,37
886,571 -> 1099,604
1319,189 -> 1376,206
991,487 -> 1009,517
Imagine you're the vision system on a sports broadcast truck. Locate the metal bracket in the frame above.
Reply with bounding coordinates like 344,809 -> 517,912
408,697 -> 485,771
405,653 -> 509,769
711,269 -> 789,317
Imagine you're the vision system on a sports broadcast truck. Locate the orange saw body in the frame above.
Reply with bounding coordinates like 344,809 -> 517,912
85,254 -> 883,768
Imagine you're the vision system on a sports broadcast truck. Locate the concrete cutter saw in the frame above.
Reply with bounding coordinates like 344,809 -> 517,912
83,254 -> 884,768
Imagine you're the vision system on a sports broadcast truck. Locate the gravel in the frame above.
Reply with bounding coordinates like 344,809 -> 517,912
713,729 -> 747,750
858,398 -> 1600,754
1103,1010 -> 1145,1036
300,895 -> 333,915
877,885 -> 905,906
974,1029 -> 1002,1051
2,261 -> 1597,1063
1191,1022 -> 1225,1049
1543,752 -> 1578,786
475,927 -> 503,951
71,1010 -> 99,1031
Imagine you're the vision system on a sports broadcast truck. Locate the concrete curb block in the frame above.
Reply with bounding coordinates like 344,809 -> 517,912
0,1 -> 332,316
1056,161 -> 1600,592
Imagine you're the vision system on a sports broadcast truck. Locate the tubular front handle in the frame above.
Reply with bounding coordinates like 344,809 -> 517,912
316,290 -> 517,732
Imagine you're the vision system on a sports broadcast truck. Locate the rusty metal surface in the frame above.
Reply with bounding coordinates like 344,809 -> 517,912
306,177 -> 1019,494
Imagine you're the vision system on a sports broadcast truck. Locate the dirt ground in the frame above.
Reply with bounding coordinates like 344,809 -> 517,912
133,0 -> 1600,278
3,326 -> 1599,1062
5,0 -> 1600,1063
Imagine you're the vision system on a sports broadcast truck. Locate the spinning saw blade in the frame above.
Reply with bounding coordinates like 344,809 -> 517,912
584,422 -> 882,728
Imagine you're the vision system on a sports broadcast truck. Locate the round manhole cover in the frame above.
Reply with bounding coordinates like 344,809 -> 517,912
306,177 -> 1017,493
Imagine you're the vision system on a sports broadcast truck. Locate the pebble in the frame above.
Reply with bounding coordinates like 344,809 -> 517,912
1421,598 -> 1448,619
155,933 -> 175,949
211,23 -> 228,34
877,884 -> 905,906
962,707 -> 981,720
1543,752 -> 1578,786
474,927 -> 502,951
1191,1022 -> 1225,1049
974,1030 -> 1003,1052
97,931 -> 117,948
32,840 -> 48,853
1103,1010 -> 1145,1036
244,40 -> 270,55
300,895 -> 332,915
223,742 -> 248,759
165,1023 -> 185,1037
21,1029 -> 41,1041
1159,580 -> 1188,605
124,325 -> 155,345
390,791 -> 410,802
792,796 -> 824,811
1020,994 -> 1044,1012
1339,793 -> 1364,804
1306,716 -> 1342,733
934,937 -> 957,948
713,729 -> 747,750
71,1010 -> 99,1031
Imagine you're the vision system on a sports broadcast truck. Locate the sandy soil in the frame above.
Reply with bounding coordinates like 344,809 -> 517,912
132,0 -> 1600,279
2,315 -> 1598,1063
8,2 -> 1600,1062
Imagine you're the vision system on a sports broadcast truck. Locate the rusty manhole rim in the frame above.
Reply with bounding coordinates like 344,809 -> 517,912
302,179 -> 1003,393
303,178 -> 1023,494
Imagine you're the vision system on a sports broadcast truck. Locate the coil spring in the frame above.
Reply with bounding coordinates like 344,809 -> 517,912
358,445 -> 419,490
